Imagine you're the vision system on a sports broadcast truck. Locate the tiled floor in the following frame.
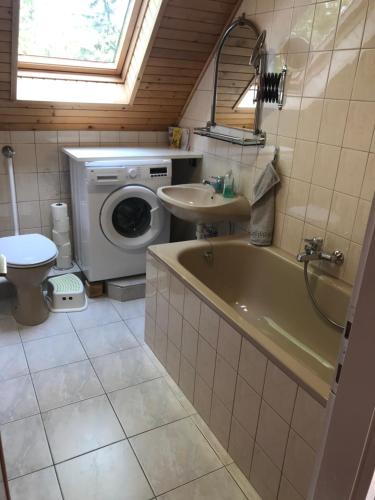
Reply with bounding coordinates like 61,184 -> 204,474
0,296 -> 261,500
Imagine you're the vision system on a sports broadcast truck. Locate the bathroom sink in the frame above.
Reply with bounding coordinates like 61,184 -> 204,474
157,183 -> 250,224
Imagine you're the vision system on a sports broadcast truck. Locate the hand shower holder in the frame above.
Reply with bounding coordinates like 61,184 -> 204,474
256,64 -> 287,110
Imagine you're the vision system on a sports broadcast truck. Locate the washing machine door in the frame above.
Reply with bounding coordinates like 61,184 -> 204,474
100,185 -> 166,250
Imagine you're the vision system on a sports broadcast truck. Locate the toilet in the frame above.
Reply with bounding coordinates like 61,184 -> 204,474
0,234 -> 58,325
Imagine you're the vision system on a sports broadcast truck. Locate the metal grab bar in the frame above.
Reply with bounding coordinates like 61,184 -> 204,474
2,145 -> 19,235
0,254 -> 7,276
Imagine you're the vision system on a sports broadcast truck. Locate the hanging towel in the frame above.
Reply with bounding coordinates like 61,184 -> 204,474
249,160 -> 280,246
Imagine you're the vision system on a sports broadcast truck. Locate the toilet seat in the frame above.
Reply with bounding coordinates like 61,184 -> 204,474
0,234 -> 57,268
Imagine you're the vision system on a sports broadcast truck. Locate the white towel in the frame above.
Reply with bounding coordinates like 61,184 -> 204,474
249,160 -> 280,246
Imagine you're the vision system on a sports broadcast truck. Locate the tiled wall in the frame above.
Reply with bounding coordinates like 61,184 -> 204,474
0,130 -> 168,238
180,0 -> 375,285
145,252 -> 327,500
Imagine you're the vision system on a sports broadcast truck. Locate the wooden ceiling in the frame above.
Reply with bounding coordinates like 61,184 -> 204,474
0,0 -> 239,130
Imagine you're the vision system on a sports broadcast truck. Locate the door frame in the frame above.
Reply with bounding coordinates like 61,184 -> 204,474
310,197 -> 375,499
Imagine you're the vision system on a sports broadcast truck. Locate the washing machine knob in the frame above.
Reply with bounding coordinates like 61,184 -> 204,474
128,168 -> 137,179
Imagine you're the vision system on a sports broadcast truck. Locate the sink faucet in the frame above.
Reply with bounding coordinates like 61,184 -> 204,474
202,176 -> 224,194
297,237 -> 344,264
201,179 -> 216,197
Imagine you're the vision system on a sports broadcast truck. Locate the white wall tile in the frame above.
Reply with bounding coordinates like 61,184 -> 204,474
327,191 -> 358,238
35,131 -> 57,144
36,144 -> 59,173
310,1 -> 340,51
334,0 -> 368,50
318,99 -> 349,146
263,362 -> 297,423
334,148 -> 367,196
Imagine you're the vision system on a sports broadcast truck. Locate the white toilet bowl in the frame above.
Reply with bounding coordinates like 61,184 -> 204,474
0,234 -> 57,325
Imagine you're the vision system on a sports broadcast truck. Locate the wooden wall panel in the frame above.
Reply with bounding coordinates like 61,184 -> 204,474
0,0 -> 238,130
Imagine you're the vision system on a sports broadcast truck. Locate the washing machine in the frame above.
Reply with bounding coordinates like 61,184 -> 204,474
69,157 -> 171,282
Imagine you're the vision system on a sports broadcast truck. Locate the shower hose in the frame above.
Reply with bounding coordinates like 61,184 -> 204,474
303,261 -> 344,332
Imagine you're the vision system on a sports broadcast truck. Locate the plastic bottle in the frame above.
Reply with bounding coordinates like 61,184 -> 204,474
223,170 -> 235,198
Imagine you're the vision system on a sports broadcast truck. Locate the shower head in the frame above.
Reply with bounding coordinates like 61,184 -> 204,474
250,30 -> 266,70
2,145 -> 15,158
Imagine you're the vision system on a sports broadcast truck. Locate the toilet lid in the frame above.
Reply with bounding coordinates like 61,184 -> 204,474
0,234 -> 57,267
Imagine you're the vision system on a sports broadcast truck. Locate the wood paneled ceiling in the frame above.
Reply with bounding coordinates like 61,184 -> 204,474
0,0 -> 239,130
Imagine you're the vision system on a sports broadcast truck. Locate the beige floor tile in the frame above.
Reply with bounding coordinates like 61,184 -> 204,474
32,360 -> 103,412
9,467 -> 62,500
68,298 -> 121,330
1,414 -> 52,479
0,317 -> 21,347
57,440 -> 152,500
158,468 -> 247,500
111,298 -> 145,320
0,344 -> 28,381
130,418 -> 221,495
19,312 -> 74,342
24,333 -> 87,373
77,321 -> 138,357
43,395 -> 125,463
0,374 -> 39,424
126,316 -> 145,344
109,377 -> 186,436
91,346 -> 160,392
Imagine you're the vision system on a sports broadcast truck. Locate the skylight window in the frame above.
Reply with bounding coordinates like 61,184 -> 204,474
235,84 -> 257,110
14,0 -> 163,104
18,0 -> 140,74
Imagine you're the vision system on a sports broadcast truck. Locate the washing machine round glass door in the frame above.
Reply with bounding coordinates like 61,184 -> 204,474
100,185 -> 166,250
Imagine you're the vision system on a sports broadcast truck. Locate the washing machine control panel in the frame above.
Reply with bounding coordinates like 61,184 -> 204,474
128,168 -> 137,179
85,159 -> 172,187
149,166 -> 168,178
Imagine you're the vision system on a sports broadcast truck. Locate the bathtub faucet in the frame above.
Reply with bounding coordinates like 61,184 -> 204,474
297,237 -> 344,264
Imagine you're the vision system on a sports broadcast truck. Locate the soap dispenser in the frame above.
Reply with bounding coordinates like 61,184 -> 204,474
223,170 -> 235,198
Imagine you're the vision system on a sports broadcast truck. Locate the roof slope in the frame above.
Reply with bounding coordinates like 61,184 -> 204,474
0,0 -> 238,130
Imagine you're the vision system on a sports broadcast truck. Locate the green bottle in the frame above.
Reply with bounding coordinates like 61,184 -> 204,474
223,170 -> 235,198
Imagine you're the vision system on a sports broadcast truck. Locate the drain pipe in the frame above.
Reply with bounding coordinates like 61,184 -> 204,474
2,145 -> 19,235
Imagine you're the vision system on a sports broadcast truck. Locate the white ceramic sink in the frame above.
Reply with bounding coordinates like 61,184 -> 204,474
157,183 -> 250,224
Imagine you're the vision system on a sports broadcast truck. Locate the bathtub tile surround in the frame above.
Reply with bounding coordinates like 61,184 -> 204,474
0,295 -> 259,500
180,0 -> 375,285
145,253 -> 328,500
0,130 -> 168,239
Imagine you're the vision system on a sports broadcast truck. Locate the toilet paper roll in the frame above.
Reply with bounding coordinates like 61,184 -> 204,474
53,218 -> 70,233
51,202 -> 68,221
52,229 -> 70,246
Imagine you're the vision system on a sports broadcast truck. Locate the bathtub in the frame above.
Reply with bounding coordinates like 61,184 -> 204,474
148,235 -> 350,402
145,235 -> 352,498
